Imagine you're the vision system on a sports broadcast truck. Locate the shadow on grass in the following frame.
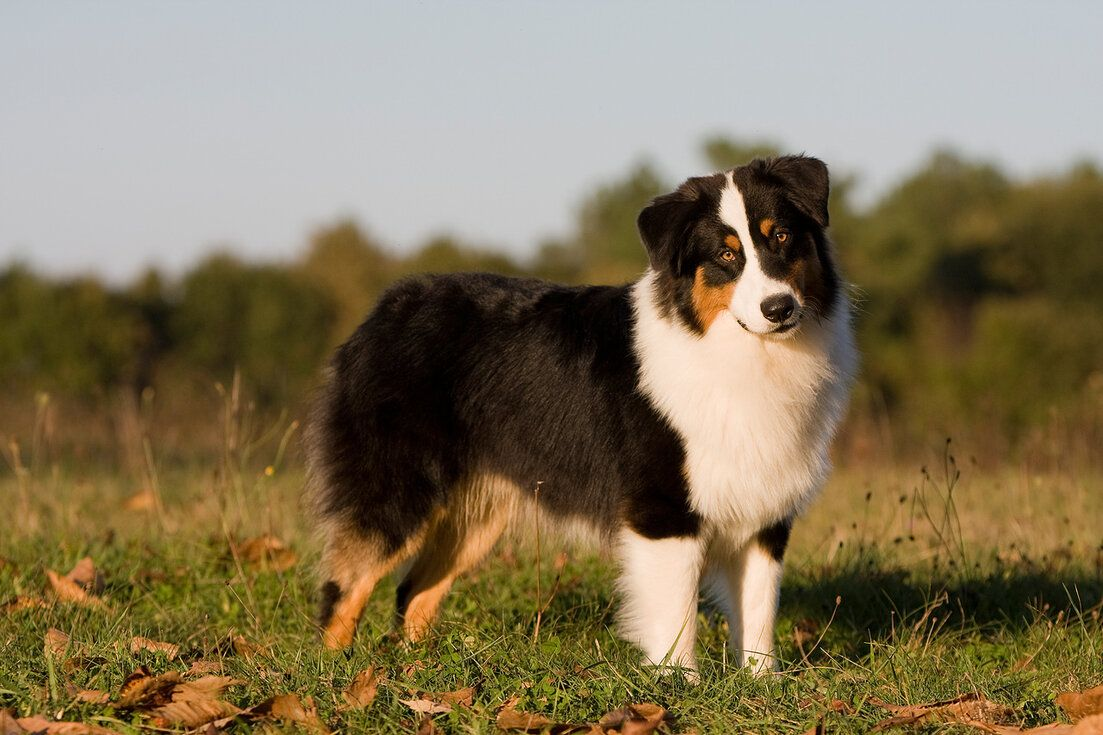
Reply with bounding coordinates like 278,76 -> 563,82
777,553 -> 1103,657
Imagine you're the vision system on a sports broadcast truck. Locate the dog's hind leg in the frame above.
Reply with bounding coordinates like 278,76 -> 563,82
394,479 -> 509,641
318,522 -> 429,649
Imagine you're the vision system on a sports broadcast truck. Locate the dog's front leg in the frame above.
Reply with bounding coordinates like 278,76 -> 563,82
616,531 -> 704,675
722,519 -> 791,673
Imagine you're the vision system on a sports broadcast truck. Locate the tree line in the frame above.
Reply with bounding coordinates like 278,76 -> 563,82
2,138 -> 1101,459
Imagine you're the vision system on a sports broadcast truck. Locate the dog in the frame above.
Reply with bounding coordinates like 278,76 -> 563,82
305,154 -> 856,674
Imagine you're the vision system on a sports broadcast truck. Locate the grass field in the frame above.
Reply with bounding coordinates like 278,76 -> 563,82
2,430 -> 1102,733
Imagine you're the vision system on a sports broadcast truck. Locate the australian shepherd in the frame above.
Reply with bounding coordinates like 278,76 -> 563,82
305,155 -> 857,674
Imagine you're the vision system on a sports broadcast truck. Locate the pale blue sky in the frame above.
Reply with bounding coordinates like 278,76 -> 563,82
2,1 -> 1101,282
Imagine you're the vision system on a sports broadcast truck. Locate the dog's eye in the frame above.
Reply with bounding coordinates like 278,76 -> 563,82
774,229 -> 790,245
719,248 -> 736,262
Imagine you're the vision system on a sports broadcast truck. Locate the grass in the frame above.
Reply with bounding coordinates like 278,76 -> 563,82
1,430 -> 1102,733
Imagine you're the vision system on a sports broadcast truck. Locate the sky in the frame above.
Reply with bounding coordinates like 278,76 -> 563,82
2,1 -> 1102,283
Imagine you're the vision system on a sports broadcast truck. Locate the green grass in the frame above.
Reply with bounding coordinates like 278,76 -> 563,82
2,451 -> 1102,733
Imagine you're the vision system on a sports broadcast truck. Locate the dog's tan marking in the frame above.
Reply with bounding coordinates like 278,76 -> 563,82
320,522 -> 431,649
724,234 -> 742,251
759,218 -> 775,238
398,475 -> 513,640
691,266 -> 734,331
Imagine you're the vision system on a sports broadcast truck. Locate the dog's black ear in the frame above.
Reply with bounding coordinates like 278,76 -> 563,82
637,178 -> 706,277
765,155 -> 830,227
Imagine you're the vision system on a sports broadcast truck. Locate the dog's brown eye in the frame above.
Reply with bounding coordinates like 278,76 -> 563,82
720,248 -> 736,262
775,230 -> 790,244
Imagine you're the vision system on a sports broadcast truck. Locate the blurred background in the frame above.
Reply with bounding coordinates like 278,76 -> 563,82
2,2 -> 1102,472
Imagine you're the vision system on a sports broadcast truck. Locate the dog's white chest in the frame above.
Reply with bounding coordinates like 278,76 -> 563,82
632,277 -> 854,534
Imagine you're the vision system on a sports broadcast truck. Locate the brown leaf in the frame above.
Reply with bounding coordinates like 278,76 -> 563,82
65,558 -> 104,594
44,628 -> 71,659
13,716 -> 120,735
870,693 -> 1015,730
123,489 -> 157,511
234,535 -> 297,572
416,715 -> 441,734
342,667 -> 382,710
172,676 -> 243,702
1059,685 -> 1103,722
150,699 -> 241,729
74,690 -> 110,705
3,596 -> 49,614
599,703 -> 671,734
186,660 -> 224,676
115,667 -> 183,709
402,699 -> 452,715
1,710 -> 23,735
496,706 -> 555,731
254,694 -> 329,734
129,636 -> 179,660
229,633 -> 267,659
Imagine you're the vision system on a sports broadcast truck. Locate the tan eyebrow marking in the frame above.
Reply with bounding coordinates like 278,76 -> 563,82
724,234 -> 742,251
759,218 -> 775,237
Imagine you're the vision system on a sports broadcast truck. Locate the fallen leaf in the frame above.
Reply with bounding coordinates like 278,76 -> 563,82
115,667 -> 183,708
186,660 -> 224,676
129,636 -> 179,660
65,558 -> 104,594
254,694 -> 329,734
3,596 -> 49,614
74,690 -> 110,705
416,715 -> 441,734
342,667 -> 381,710
13,715 -> 120,735
496,706 -> 554,731
1059,685 -> 1103,722
172,676 -> 243,702
150,699 -> 242,729
871,693 -> 1015,730
123,489 -> 157,511
229,633 -> 267,659
44,628 -> 71,659
1,710 -> 23,735
599,703 -> 672,734
234,535 -> 297,572
402,699 -> 452,716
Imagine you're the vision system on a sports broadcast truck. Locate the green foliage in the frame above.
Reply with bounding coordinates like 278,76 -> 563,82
1,139 -> 1101,448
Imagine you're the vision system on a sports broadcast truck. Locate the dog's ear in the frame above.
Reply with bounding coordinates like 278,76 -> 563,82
765,155 -> 830,227
637,178 -> 706,277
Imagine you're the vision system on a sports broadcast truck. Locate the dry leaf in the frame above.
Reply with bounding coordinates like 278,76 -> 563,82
235,535 -> 297,572
871,693 -> 1015,730
2,710 -> 23,735
416,715 -> 441,734
129,636 -> 179,660
229,633 -> 267,659
402,699 -> 452,716
1059,685 -> 1103,722
254,694 -> 329,734
150,699 -> 241,729
115,667 -> 183,708
599,703 -> 671,734
974,714 -> 1103,734
172,676 -> 243,702
44,628 -> 71,659
342,668 -> 381,710
496,706 -> 555,731
74,690 -> 110,705
3,596 -> 49,614
45,570 -> 103,608
13,716 -> 120,735
186,660 -> 224,676
123,489 -> 157,511
65,558 -> 105,594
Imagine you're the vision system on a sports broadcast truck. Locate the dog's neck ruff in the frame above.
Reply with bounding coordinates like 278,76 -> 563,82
631,270 -> 857,538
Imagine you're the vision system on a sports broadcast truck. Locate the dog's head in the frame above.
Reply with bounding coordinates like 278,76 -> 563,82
638,155 -> 839,337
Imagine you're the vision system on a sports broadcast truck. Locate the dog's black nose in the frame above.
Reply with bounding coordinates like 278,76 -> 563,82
760,294 -> 797,324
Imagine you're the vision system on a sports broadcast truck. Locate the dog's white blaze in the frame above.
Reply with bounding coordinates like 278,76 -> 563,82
718,173 -> 799,334
616,530 -> 703,674
631,264 -> 856,670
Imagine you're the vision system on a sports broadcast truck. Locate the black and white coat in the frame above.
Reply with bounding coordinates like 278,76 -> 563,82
306,155 -> 857,675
